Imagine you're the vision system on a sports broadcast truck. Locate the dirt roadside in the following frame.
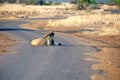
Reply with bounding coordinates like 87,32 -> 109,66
0,33 -> 17,55
75,33 -> 120,80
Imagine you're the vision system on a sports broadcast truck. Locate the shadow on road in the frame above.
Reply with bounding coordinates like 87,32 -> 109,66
105,10 -> 120,14
0,28 -> 35,31
53,44 -> 94,47
55,29 -> 97,34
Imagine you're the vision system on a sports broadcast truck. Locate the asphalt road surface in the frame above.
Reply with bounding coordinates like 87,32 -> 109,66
0,19 -> 99,80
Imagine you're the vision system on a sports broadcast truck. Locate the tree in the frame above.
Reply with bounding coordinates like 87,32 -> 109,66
77,0 -> 96,5
70,0 -> 78,4
77,0 -> 96,10
16,0 -> 20,3
39,0 -> 45,5
109,0 -> 120,6
25,0 -> 39,5
54,2 -> 61,5
3,0 -> 16,3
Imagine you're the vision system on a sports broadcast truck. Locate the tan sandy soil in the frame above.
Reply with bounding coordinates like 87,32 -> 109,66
22,20 -> 83,31
0,33 -> 17,55
21,20 -> 48,30
75,33 -> 120,80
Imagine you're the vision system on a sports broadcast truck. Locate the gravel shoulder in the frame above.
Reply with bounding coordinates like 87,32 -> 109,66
75,33 -> 120,80
0,33 -> 17,55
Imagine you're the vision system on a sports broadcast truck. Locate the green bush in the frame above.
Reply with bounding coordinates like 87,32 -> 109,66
70,0 -> 78,4
25,0 -> 39,5
76,0 -> 97,10
54,2 -> 61,5
77,0 -> 97,5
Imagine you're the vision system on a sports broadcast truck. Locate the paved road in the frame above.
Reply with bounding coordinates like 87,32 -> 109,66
0,20 -> 98,80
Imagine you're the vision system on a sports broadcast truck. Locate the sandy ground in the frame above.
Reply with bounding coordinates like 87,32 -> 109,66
0,33 -> 17,55
22,20 -> 48,30
75,33 -> 120,80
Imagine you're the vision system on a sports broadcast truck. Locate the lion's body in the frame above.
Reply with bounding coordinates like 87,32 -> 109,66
31,38 -> 47,46
31,31 -> 55,46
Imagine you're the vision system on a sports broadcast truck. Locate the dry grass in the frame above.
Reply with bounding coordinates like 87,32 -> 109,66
46,14 -> 120,35
0,4 -> 71,11
0,3 -> 74,18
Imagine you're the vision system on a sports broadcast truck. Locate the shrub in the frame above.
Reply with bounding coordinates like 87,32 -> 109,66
76,0 -> 97,10
109,0 -> 120,6
25,0 -> 39,5
54,2 -> 61,5
70,0 -> 78,4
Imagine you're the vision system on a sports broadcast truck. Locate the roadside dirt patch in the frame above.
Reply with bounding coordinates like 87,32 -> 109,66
21,20 -> 48,30
76,33 -> 120,80
21,19 -> 84,31
0,33 -> 17,55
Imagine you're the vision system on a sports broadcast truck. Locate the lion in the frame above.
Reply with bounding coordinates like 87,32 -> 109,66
31,31 -> 55,46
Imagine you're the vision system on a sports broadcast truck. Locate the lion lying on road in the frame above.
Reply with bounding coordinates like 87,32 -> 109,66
31,31 -> 55,46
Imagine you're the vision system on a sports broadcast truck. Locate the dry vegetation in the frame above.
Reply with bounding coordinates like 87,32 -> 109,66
46,14 -> 120,35
0,3 -> 120,80
0,3 -> 75,19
